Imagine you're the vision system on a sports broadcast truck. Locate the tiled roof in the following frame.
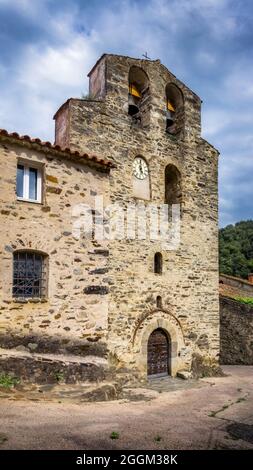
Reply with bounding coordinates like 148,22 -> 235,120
0,128 -> 114,170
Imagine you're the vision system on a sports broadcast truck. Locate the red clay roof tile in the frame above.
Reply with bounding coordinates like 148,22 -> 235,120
0,128 -> 114,170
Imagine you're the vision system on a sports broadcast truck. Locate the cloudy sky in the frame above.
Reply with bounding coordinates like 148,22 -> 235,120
0,0 -> 252,227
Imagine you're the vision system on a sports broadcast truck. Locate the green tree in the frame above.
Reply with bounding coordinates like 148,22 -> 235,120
219,220 -> 253,279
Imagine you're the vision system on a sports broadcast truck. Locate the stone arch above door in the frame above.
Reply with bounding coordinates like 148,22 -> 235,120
133,311 -> 185,377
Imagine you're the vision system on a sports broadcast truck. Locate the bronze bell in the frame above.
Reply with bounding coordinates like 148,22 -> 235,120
128,94 -> 139,116
166,110 -> 174,130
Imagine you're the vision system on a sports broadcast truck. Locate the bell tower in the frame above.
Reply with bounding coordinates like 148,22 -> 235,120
54,54 -> 219,379
54,53 -> 201,151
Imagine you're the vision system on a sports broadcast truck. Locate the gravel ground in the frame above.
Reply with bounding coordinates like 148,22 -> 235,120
0,366 -> 252,450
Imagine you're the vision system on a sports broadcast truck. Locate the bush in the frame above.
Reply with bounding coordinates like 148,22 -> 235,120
0,373 -> 20,388
110,431 -> 119,440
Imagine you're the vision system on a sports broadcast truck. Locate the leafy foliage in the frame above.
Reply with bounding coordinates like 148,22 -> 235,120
81,93 -> 93,100
110,431 -> 119,440
54,371 -> 64,382
0,373 -> 20,389
233,297 -> 253,305
219,220 -> 253,279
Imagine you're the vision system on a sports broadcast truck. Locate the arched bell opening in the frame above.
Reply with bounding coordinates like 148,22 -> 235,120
164,163 -> 182,218
164,164 -> 182,206
128,66 -> 150,125
165,83 -> 184,134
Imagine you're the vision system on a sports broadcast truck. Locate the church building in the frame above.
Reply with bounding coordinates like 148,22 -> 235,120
0,54 -> 220,382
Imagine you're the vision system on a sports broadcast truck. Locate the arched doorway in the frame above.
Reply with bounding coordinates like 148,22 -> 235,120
147,328 -> 170,377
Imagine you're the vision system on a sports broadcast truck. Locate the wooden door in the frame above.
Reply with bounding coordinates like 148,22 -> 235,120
147,328 -> 169,376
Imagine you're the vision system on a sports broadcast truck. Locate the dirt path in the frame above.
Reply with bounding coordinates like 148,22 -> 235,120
0,366 -> 253,450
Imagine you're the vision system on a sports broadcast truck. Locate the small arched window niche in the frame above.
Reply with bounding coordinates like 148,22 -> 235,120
128,66 -> 150,126
154,252 -> 163,274
132,156 -> 150,200
165,83 -> 184,134
13,250 -> 48,299
156,295 -> 162,309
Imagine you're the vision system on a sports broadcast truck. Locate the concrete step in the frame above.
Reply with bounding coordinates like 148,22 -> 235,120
0,348 -> 110,385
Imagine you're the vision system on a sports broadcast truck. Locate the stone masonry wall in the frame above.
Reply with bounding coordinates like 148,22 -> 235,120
220,296 -> 253,365
0,140 -> 110,357
54,54 -> 219,376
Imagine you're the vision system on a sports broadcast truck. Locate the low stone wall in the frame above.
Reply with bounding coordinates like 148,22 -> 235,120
0,353 -> 108,384
220,275 -> 253,297
220,296 -> 253,365
0,333 -> 107,357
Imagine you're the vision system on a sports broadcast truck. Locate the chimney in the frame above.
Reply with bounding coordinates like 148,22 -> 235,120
248,273 -> 253,284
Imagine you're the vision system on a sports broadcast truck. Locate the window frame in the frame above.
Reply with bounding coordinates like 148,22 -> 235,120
16,160 -> 43,203
12,250 -> 48,300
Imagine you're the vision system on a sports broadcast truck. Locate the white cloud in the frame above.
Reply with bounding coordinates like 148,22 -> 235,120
197,51 -> 216,66
0,0 -> 252,227
202,109 -> 232,137
220,197 -> 234,210
0,0 -> 48,18
18,37 -> 96,91
0,11 -> 98,139
225,66 -> 253,100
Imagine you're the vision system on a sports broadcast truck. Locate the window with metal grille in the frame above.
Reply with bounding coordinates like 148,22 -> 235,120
13,251 -> 47,299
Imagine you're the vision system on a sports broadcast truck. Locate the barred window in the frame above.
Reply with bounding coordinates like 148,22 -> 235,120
13,251 -> 47,299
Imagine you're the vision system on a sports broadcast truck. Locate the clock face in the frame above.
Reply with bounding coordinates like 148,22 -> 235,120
133,157 -> 149,180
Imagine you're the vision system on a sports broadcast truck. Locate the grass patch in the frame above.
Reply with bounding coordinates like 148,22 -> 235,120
54,372 -> 64,383
233,297 -> 253,305
110,431 -> 119,440
0,373 -> 20,389
154,435 -> 162,442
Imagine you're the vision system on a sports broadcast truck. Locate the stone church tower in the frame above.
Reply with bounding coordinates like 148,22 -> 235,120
54,54 -> 220,378
0,54 -> 219,383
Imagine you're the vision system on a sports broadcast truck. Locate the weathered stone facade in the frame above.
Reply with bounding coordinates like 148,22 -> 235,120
0,140 -> 110,360
220,296 -> 253,365
0,54 -> 219,381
